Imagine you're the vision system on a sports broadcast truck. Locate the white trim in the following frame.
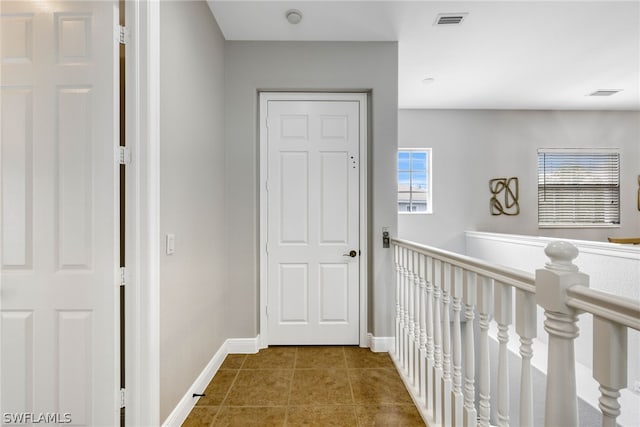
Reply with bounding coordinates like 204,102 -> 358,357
259,92 -> 369,348
367,334 -> 395,353
226,336 -> 261,354
161,337 -> 259,427
538,147 -> 620,154
397,147 -> 433,215
465,230 -> 640,260
125,0 -> 161,425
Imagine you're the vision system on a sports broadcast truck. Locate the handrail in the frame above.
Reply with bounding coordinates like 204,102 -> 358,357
390,236 -> 639,427
390,237 -> 536,293
567,286 -> 640,331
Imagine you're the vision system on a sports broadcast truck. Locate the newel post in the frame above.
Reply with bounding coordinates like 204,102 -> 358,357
535,241 -> 589,427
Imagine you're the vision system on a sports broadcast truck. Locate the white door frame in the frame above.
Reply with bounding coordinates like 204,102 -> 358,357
258,92 -> 368,349
123,1 -> 161,425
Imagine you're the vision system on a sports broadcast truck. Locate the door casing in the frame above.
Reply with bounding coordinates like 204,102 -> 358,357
258,92 -> 368,348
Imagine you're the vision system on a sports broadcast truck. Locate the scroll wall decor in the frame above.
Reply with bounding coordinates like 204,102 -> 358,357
490,177 -> 520,216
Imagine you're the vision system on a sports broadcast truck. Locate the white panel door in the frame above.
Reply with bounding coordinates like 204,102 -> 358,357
1,1 -> 118,425
266,99 -> 360,344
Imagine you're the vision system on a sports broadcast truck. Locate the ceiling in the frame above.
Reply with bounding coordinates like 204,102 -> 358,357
208,1 -> 640,110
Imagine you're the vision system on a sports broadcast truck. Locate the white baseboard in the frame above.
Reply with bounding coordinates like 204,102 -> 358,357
367,334 -> 394,353
161,336 -> 259,427
227,336 -> 261,354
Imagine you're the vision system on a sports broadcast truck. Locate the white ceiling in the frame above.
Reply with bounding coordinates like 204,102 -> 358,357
208,1 -> 640,110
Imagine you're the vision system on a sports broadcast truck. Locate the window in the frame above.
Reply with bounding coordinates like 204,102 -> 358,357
398,149 -> 432,213
537,149 -> 620,227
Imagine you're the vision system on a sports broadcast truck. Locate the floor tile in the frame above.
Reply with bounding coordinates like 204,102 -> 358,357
286,405 -> 358,426
289,369 -> 353,405
196,370 -> 238,406
181,406 -> 218,427
243,347 -> 296,369
355,404 -> 425,426
212,407 -> 286,426
344,347 -> 394,369
182,346 -> 423,426
225,369 -> 293,406
295,346 -> 346,369
220,354 -> 246,370
349,369 -> 414,405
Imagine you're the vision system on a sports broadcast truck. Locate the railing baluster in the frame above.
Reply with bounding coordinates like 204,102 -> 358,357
418,254 -> 428,402
463,271 -> 477,427
494,281 -> 512,427
442,263 -> 453,426
403,247 -> 411,374
399,247 -> 406,371
593,316 -> 627,427
408,249 -> 416,383
477,276 -> 493,427
413,251 -> 421,389
451,266 -> 464,427
395,244 -> 401,359
426,256 -> 435,413
516,289 -> 536,427
433,259 -> 443,425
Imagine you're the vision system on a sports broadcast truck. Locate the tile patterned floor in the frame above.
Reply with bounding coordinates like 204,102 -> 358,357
182,346 -> 425,426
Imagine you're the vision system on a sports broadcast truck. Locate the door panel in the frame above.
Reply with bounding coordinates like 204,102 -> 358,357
1,1 -> 118,425
279,152 -> 309,244
1,87 -> 32,269
279,264 -> 309,323
320,152 -> 349,244
266,100 -> 360,345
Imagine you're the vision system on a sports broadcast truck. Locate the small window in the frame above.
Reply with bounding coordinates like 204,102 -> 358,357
398,149 -> 432,214
537,149 -> 620,227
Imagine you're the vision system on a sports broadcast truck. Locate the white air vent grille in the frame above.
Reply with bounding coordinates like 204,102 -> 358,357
434,13 -> 468,25
588,90 -> 622,97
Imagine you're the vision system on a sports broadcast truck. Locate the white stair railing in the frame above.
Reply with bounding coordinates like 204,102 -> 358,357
390,238 -> 640,427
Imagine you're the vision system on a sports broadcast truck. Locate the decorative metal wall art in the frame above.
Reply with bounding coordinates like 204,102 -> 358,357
490,177 -> 520,216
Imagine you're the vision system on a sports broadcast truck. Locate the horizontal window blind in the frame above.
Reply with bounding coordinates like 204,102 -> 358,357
538,150 -> 620,226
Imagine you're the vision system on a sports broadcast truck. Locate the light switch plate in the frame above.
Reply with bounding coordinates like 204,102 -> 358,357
166,234 -> 175,255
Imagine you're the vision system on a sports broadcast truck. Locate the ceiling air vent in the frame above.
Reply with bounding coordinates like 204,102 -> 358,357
434,13 -> 468,26
588,89 -> 622,97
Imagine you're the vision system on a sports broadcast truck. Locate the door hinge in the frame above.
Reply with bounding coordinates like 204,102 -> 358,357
265,180 -> 269,192
117,146 -> 131,165
117,25 -> 130,45
119,267 -> 127,287
265,242 -> 269,255
120,388 -> 126,408
265,306 -> 269,318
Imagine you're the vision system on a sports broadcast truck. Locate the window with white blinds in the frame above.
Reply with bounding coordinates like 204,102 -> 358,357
537,149 -> 620,227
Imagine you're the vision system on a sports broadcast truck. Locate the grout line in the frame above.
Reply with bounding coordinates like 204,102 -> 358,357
344,347 -> 363,427
209,364 -> 242,426
283,347 -> 298,426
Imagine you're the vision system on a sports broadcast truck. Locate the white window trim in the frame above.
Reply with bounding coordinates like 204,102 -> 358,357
398,148 -> 433,215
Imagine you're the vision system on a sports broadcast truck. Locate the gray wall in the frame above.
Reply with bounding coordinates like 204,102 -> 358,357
159,2 -> 227,421
224,41 -> 399,338
398,109 -> 640,252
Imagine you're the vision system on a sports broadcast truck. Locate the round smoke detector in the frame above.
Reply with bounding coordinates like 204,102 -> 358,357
286,9 -> 303,25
